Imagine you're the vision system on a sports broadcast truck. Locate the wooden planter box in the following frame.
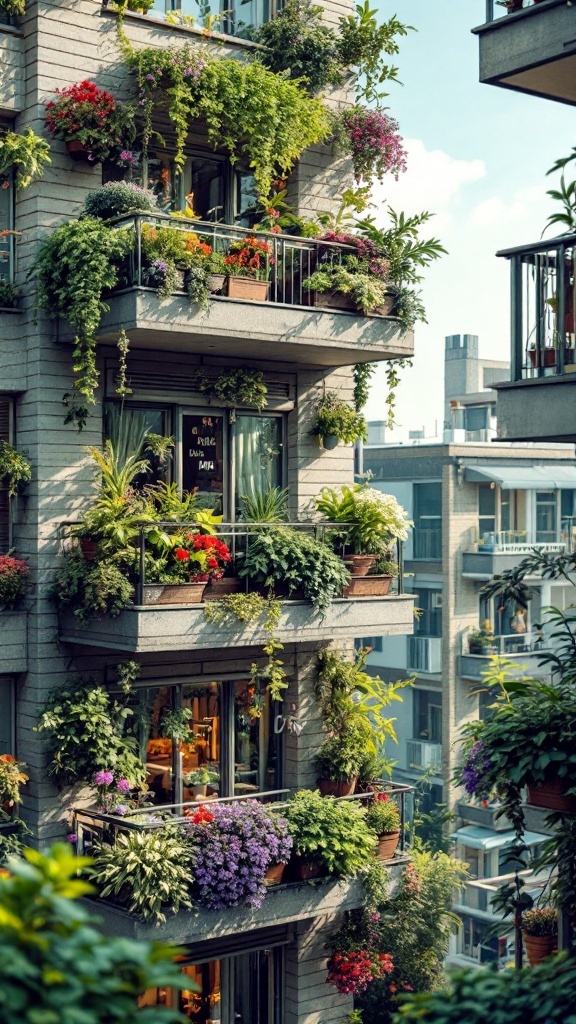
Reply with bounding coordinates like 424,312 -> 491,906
225,276 -> 269,302
312,290 -> 356,312
344,575 -> 393,598
204,577 -> 243,600
142,582 -> 207,605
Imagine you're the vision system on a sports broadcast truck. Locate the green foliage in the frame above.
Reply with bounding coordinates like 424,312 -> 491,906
0,280 -> 19,308
0,128 -> 51,189
203,591 -> 272,625
303,263 -> 388,314
35,678 -> 145,788
311,392 -> 368,444
0,843 -> 186,1024
353,362 -> 376,412
205,595 -> 288,705
194,368 -> 268,412
0,755 -> 27,807
159,706 -> 195,744
126,45 -> 331,198
34,218 -> 132,411
0,555 -> 29,611
0,440 -> 31,496
237,525 -> 350,613
521,907 -> 557,937
315,482 -> 412,555
365,796 -> 400,835
357,850 -> 467,1024
284,789 -> 377,876
393,954 -> 576,1024
92,827 -> 194,924
544,148 -> 576,233
0,0 -> 25,13
255,0 -> 343,92
238,485 -> 289,523
50,553 -> 134,621
337,3 -> 410,105
84,181 -> 159,220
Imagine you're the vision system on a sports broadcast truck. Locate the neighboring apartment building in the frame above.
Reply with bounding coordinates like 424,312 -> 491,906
473,1 -> 576,443
360,334 -> 576,967
0,3 -> 415,1021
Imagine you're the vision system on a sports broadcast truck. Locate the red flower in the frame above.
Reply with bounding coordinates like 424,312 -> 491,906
188,804 -> 215,824
174,547 -> 190,561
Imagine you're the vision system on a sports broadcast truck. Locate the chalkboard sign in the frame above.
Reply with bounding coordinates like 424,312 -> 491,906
182,414 -> 224,504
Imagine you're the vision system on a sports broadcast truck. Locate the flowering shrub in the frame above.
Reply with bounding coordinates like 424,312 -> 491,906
45,80 -> 134,164
84,181 -> 159,221
170,533 -> 232,582
318,232 -> 388,278
224,237 -> 273,280
0,754 -> 27,810
93,770 -> 133,814
315,483 -> 412,555
186,801 -> 292,910
365,793 -> 400,836
460,741 -> 493,798
0,554 -> 29,610
338,107 -> 407,182
327,949 -> 394,995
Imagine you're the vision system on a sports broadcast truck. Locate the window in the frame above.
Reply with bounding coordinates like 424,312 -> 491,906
413,689 -> 442,744
478,483 -> 496,538
461,915 -> 509,964
464,406 -> 489,434
536,491 -> 557,542
357,637 -> 383,653
0,678 -> 15,754
104,403 -> 172,490
413,483 -> 442,560
234,415 -> 283,507
0,400 -> 13,551
144,0 -> 276,36
414,589 -> 442,637
141,946 -> 283,1023
121,677 -> 282,806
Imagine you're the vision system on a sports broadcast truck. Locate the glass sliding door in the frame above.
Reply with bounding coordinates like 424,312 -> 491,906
234,416 -> 283,510
181,412 -> 225,513
536,491 -> 557,543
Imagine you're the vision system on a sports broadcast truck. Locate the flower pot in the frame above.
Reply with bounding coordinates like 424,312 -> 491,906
225,276 -> 269,302
345,554 -> 377,577
313,290 -> 356,312
372,293 -> 396,317
204,576 -> 243,600
318,777 -> 357,797
523,933 -> 557,966
344,574 -> 392,598
527,779 -> 576,813
209,273 -> 226,294
264,861 -> 286,886
321,434 -> 339,451
66,140 -> 93,162
529,348 -> 557,368
187,783 -> 208,799
375,830 -> 400,861
290,855 -> 323,880
79,537 -> 99,561
141,581 -> 207,605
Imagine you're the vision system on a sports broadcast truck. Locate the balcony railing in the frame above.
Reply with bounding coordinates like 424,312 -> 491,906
476,524 -> 573,554
482,0 -> 551,23
413,527 -> 442,561
108,213 -> 393,315
408,636 -> 442,674
497,232 -> 576,381
464,631 -> 546,658
406,739 -> 443,772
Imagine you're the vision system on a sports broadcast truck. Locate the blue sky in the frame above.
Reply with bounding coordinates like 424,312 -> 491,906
365,0 -> 575,438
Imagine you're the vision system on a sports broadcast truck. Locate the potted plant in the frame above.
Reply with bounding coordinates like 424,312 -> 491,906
0,439 -> 31,496
206,251 -> 227,294
521,907 -> 558,966
0,280 -> 19,309
0,554 -> 30,610
224,236 -> 272,301
141,225 -> 213,304
313,727 -> 367,796
528,345 -> 557,368
83,181 -> 159,221
0,754 -> 27,820
496,0 -> 524,12
183,766 -> 218,800
365,793 -> 401,861
143,532 -> 232,606
467,622 -> 495,654
311,392 -> 367,450
344,549 -> 398,597
315,483 -> 411,576
283,789 -> 377,880
44,80 -> 134,163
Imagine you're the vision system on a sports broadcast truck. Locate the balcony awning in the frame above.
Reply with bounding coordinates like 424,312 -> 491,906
450,825 -> 548,851
464,464 -> 576,490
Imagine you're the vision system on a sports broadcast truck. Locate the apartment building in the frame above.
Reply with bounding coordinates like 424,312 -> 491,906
0,2 -> 416,1020
473,0 -> 576,444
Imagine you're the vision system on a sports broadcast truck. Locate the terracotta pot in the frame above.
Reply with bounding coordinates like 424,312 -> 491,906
313,290 -> 356,312
523,933 -> 557,966
141,581 -> 207,605
79,537 -> 99,561
225,276 -> 269,302
187,783 -> 208,799
375,830 -> 400,862
318,777 -> 357,797
208,273 -> 226,294
204,577 -> 243,600
528,348 -> 557,368
291,855 -> 323,880
344,574 -> 392,598
66,140 -> 93,161
527,779 -> 576,813
345,554 -> 377,577
264,862 -> 286,886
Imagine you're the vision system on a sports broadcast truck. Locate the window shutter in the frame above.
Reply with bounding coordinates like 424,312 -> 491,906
0,400 -> 11,551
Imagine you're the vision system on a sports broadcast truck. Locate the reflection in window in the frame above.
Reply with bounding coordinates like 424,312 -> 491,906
235,416 -> 282,507
191,157 -> 225,222
182,681 -> 222,801
234,682 -> 278,795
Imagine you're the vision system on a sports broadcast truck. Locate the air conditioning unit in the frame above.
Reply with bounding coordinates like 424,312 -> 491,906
431,592 -> 443,610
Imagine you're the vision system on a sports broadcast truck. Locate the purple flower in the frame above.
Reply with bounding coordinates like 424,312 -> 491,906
119,150 -> 138,167
461,742 -> 492,797
153,259 -> 167,274
94,770 -> 114,786
66,832 -> 77,844
113,804 -> 128,816
116,778 -> 131,793
146,73 -> 155,82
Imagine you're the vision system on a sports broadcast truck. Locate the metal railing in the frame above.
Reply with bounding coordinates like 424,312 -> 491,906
483,1 -> 551,24
497,232 -> 576,381
109,212 -> 362,311
464,630 -> 546,657
406,739 -> 443,772
407,636 -> 442,674
413,527 -> 442,561
477,525 -> 572,554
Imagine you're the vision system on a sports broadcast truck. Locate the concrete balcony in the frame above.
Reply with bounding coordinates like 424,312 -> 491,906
458,633 -> 550,682
0,24 -> 24,114
0,611 -> 27,674
495,375 -> 576,443
462,531 -> 569,579
59,594 -> 415,654
457,802 -> 512,833
406,739 -> 443,772
473,0 -> 576,106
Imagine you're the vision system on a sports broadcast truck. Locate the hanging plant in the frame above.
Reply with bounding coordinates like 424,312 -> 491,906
0,129 -> 51,189
335,107 -> 407,183
193,368 -> 268,412
125,45 -> 331,198
311,391 -> 367,448
44,80 -> 135,164
34,219 -> 132,424
0,0 -> 25,13
0,441 -> 31,496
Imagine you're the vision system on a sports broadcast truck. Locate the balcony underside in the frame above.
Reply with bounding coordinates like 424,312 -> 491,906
0,612 -> 27,674
462,550 -> 557,579
474,0 -> 576,106
59,595 -> 415,653
83,290 -> 414,368
0,27 -> 24,114
85,861 -> 408,944
494,376 -> 576,442
458,652 -> 549,682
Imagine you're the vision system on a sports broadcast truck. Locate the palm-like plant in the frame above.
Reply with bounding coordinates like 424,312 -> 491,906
238,486 -> 289,523
357,208 -> 446,286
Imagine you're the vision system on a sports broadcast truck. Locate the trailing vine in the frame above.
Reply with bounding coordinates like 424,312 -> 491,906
204,594 -> 288,707
353,363 -> 376,412
0,129 -> 51,189
34,219 -> 132,425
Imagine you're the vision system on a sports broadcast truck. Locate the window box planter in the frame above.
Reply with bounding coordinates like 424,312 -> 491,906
264,862 -> 286,886
141,582 -> 207,605
528,348 -> 557,368
318,778 -> 357,797
372,293 -> 396,317
527,778 -> 576,813
225,276 -> 269,302
343,574 -> 393,598
204,576 -> 243,600
208,273 -> 226,294
312,290 -> 356,313
375,829 -> 400,861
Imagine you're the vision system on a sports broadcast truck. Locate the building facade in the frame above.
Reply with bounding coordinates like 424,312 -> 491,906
0,2 -> 415,1020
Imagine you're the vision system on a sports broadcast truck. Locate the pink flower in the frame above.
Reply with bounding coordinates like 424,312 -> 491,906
94,770 -> 114,786
116,778 -> 131,793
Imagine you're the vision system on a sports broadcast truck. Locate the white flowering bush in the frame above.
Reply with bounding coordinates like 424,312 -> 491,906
315,483 -> 412,554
